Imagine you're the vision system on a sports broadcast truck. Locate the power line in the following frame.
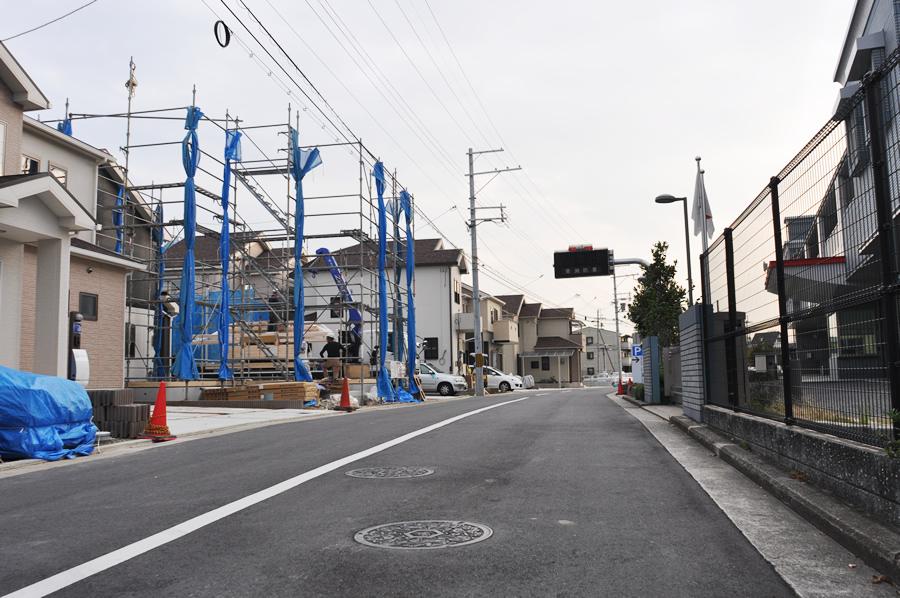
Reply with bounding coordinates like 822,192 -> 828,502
2,0 -> 100,42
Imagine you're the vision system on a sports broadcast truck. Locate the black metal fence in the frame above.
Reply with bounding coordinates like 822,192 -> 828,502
702,48 -> 900,448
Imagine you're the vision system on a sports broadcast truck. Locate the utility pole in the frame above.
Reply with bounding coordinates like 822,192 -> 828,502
466,147 -> 521,397
612,256 -> 623,385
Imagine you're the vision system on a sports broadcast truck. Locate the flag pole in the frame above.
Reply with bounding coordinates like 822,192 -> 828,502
696,156 -> 710,302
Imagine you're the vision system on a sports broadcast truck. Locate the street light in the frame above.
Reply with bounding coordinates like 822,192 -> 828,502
654,194 -> 694,305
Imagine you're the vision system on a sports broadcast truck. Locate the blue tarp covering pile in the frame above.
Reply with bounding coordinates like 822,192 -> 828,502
0,366 -> 97,461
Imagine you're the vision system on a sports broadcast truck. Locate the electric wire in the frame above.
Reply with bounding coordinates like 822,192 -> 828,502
2,0 -> 100,42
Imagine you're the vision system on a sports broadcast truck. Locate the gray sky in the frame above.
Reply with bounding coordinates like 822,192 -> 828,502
3,0 -> 854,327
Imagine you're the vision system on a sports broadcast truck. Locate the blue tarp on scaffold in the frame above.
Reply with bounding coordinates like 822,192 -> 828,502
172,106 -> 203,380
217,128 -> 242,380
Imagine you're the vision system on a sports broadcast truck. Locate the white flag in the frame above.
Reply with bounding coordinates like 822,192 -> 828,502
692,162 -> 714,238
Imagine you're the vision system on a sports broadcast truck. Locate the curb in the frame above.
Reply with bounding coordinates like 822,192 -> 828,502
669,415 -> 900,582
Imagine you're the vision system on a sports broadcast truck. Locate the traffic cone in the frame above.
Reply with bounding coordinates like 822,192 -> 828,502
139,382 -> 176,442
617,379 -> 625,396
336,377 -> 357,412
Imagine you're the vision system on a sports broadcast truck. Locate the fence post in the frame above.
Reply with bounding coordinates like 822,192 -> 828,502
863,73 -> 900,440
699,253 -> 712,409
769,177 -> 794,424
724,228 -> 739,409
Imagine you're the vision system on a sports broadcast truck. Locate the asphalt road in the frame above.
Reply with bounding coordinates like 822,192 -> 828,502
0,389 -> 792,597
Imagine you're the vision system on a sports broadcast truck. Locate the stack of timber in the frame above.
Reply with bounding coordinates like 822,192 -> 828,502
87,389 -> 151,439
200,381 -> 319,402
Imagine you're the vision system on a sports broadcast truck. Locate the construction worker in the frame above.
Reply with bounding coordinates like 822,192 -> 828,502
320,335 -> 343,379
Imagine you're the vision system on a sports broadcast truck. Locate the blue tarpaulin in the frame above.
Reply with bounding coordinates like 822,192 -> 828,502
217,129 -> 242,380
288,127 -> 322,382
114,184 -> 124,254
172,106 -> 203,380
0,366 -> 97,461
373,162 -> 399,402
56,118 -> 72,136
399,190 -> 419,397
152,202 -> 166,379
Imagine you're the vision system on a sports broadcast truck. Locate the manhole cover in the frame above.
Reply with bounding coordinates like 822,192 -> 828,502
345,466 -> 435,479
354,520 -> 493,550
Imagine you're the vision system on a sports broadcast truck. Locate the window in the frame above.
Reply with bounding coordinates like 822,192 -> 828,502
541,357 -> 550,371
530,360 -> 539,369
587,352 -> 594,361
587,367 -> 595,376
454,279 -> 461,304
586,336 -> 594,345
21,155 -> 39,175
423,337 -> 439,360
125,324 -> 137,358
329,296 -> 342,318
49,162 -> 68,187
79,292 -> 99,321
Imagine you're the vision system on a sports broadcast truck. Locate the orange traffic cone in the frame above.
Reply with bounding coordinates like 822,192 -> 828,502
617,379 -> 625,396
336,377 -> 357,412
139,382 -> 176,442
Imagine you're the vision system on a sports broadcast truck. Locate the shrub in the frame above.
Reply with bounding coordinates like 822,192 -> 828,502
633,383 -> 645,401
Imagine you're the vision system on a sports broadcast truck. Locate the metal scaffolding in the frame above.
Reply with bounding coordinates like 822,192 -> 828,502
65,90 -> 415,390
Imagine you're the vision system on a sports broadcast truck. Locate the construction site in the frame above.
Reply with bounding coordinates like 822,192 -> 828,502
67,74 -> 422,410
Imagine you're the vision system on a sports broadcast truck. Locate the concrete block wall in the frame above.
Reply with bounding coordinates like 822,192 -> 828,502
642,342 -> 652,399
678,306 -> 705,421
704,405 -> 900,529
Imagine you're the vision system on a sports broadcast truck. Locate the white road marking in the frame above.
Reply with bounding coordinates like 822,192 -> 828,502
4,397 -> 532,598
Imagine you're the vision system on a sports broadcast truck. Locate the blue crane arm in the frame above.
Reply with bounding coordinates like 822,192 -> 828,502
316,248 -> 362,339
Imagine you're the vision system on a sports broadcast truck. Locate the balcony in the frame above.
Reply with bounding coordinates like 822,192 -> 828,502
455,312 -> 474,332
493,318 -> 518,343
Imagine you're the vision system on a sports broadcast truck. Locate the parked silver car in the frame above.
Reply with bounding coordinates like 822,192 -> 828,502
416,363 -> 469,396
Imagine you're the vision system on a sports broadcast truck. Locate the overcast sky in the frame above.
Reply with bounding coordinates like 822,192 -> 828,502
3,0 -> 854,328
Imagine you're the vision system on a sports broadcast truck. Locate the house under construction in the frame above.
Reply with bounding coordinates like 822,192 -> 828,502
75,91 -> 418,400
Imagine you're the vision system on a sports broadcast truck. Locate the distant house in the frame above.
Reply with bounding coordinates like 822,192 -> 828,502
517,304 -> 584,385
581,326 -> 619,376
302,238 -> 468,372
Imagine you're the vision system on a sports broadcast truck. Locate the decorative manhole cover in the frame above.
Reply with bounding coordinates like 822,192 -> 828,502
345,466 -> 435,479
354,520 -> 493,550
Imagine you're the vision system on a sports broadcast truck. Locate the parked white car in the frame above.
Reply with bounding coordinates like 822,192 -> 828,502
482,366 -> 524,392
416,363 -> 468,396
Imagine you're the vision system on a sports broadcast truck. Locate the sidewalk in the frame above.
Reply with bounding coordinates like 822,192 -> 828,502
164,406 -> 327,435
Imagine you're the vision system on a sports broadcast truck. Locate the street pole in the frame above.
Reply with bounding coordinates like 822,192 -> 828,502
681,198 -> 694,305
468,147 -> 484,397
612,255 -> 623,385
596,309 -> 601,374
464,148 -> 520,397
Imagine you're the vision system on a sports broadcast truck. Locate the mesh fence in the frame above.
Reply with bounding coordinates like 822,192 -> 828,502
703,50 -> 900,447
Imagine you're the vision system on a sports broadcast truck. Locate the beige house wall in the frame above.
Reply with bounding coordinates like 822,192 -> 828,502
20,247 -> 127,388
0,82 -> 24,176
0,239 -> 24,369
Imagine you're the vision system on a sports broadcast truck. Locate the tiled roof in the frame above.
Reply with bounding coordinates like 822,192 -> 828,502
540,307 -> 575,319
533,336 -> 582,350
494,294 -> 524,316
305,238 -> 467,272
519,302 -> 542,318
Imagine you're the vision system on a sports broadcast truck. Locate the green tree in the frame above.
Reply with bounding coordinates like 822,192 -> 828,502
627,242 -> 686,346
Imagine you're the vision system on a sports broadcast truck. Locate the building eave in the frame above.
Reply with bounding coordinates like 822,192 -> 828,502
0,41 -> 50,111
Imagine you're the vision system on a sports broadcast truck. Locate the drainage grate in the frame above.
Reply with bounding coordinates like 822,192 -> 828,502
345,466 -> 435,479
354,520 -> 493,550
